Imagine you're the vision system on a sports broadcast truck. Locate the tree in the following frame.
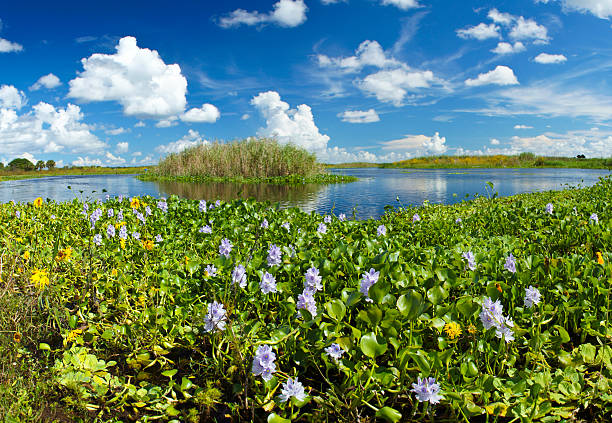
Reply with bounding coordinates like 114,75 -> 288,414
45,160 -> 56,170
0,162 -> 4,170
8,158 -> 35,171
36,160 -> 46,171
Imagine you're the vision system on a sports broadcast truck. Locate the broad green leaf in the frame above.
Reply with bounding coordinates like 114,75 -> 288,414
360,332 -> 388,358
375,406 -> 402,423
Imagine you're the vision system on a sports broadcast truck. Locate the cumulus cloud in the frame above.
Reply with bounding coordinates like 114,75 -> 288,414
116,142 -> 129,153
380,132 -> 448,155
538,0 -> 612,19
134,121 -> 146,128
29,73 -> 61,91
72,156 -> 103,166
358,68 -> 435,106
317,40 -> 399,73
0,102 -> 106,157
534,53 -> 567,63
487,8 -> 514,25
0,85 -> 26,109
491,41 -> 526,54
457,23 -> 500,40
251,91 -> 330,152
380,0 -> 421,10
321,0 -> 346,4
180,103 -> 220,123
68,36 -> 187,118
155,116 -> 178,128
318,147 -> 413,164
509,16 -> 549,43
105,152 -> 126,165
0,38 -> 23,53
339,109 -> 380,123
490,138 -> 500,145
155,129 -> 206,154
514,124 -> 533,129
465,65 -> 519,87
219,0 -> 308,28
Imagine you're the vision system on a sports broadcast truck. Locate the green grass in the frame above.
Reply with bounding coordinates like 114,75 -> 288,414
0,166 -> 149,182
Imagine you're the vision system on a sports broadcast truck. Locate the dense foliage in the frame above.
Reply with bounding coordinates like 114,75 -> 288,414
1,177 -> 611,422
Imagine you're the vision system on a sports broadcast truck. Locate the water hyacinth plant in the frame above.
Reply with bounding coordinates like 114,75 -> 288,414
0,177 -> 611,422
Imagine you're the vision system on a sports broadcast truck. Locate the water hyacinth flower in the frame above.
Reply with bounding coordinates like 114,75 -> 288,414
117,210 -> 123,221
205,264 -> 217,278
360,268 -> 380,302
412,213 -> 421,223
199,225 -> 212,234
106,224 -> 115,238
338,213 -> 346,222
93,234 -> 102,246
132,231 -> 141,240
304,267 -> 322,293
279,378 -> 307,402
377,224 -> 386,237
504,253 -> 517,273
317,223 -> 327,234
251,345 -> 276,381
261,218 -> 269,229
590,213 -> 599,224
546,203 -> 554,214
107,208 -> 114,218
267,244 -> 282,267
119,225 -> 128,240
90,208 -> 103,228
199,200 -> 207,212
204,301 -> 227,333
136,212 -> 146,225
145,206 -> 152,216
231,264 -> 247,288
155,234 -> 163,243
411,377 -> 443,404
118,195 -> 124,202
480,297 -> 514,343
324,215 -> 332,224
455,217 -> 462,224
325,343 -> 345,361
281,222 -> 290,231
219,238 -> 233,258
524,285 -> 542,308
462,251 -> 476,271
260,272 -> 277,294
15,210 -> 21,218
297,290 -> 317,317
157,200 -> 168,213
215,200 -> 221,207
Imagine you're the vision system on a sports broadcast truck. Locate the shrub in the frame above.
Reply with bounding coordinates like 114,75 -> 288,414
8,158 -> 35,171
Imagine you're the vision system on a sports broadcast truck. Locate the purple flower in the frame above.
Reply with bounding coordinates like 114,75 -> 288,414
118,195 -> 124,202
317,223 -> 327,234
546,203 -> 554,214
480,297 -> 514,343
504,253 -> 516,273
455,217 -> 462,224
251,345 -> 276,381
297,290 -> 317,317
590,213 -> 599,224
93,234 -> 102,246
304,267 -> 322,293
261,218 -> 269,229
205,264 -> 217,278
412,213 -> 421,223
155,234 -> 163,243
204,301 -> 227,333
132,231 -> 140,240
411,377 -> 443,404
281,222 -> 290,231
219,238 -> 233,258
360,268 -> 380,302
157,200 -> 168,213
199,200 -> 207,212
215,200 -> 221,207
136,212 -> 145,225
15,211 -> 21,218
324,215 -> 332,224
232,264 -> 247,288
462,251 -> 476,271
90,208 -> 102,228
279,378 -> 307,402
199,225 -> 212,234
145,206 -> 152,216
260,272 -> 277,294
267,244 -> 282,267
106,224 -> 115,238
117,210 -> 123,221
325,343 -> 345,361
524,285 -> 542,308
338,213 -> 346,222
107,208 -> 114,218
119,225 -> 128,240
377,224 -> 386,237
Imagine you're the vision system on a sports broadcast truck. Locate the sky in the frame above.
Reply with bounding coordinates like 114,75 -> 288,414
1,0 -> 612,167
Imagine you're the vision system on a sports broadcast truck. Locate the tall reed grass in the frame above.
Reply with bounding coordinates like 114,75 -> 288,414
155,138 -> 324,178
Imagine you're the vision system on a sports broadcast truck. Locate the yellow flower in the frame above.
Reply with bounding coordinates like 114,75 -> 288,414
16,237 -> 23,243
56,247 -> 73,262
22,250 -> 30,261
115,221 -> 126,229
466,324 -> 477,335
13,332 -> 22,343
444,322 -> 462,339
597,252 -> 604,265
142,240 -> 154,251
33,197 -> 43,207
120,239 -> 126,250
130,197 -> 140,209
64,329 -> 82,347
31,269 -> 50,289
111,269 -> 118,277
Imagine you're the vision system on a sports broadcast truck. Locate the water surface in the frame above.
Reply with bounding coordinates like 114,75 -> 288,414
1,168 -> 608,219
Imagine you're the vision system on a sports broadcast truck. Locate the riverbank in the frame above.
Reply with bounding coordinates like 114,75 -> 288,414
1,177 -> 610,422
0,166 -> 148,182
137,172 -> 357,185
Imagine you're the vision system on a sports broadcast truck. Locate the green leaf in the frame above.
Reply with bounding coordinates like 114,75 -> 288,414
408,351 -> 431,376
267,413 -> 291,423
325,299 -> 346,321
180,377 -> 193,391
375,406 -> 402,423
427,286 -> 447,305
100,329 -> 113,340
396,290 -> 423,320
162,369 -> 178,378
456,297 -> 478,318
360,332 -> 388,358
39,343 -> 51,351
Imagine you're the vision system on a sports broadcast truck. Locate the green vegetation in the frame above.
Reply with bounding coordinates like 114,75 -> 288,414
0,166 -> 149,182
145,138 -> 357,184
1,176 -> 611,422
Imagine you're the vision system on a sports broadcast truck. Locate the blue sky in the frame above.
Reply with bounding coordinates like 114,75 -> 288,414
1,0 -> 612,166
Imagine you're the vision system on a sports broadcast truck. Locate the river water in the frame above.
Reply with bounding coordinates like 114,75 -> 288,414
1,168 -> 609,219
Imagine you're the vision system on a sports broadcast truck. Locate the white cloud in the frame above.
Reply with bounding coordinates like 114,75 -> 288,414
155,116 -> 178,128
105,152 -> 126,165
68,36 -> 187,118
241,113 -> 251,120
251,91 -> 330,152
0,38 -> 23,53
72,156 -> 103,166
132,151 -> 142,157
487,9 -> 514,25
509,17 -> 549,43
465,65 -> 519,87
457,23 -> 500,40
155,129 -> 206,154
357,68 -> 435,106
540,0 -> 612,19
134,121 -> 146,128
514,124 -> 533,129
491,41 -> 526,54
21,152 -> 38,165
29,73 -> 61,91
321,0 -> 346,4
380,0 -> 421,10
317,40 -> 399,73
0,102 -> 106,157
131,154 -> 156,165
180,103 -> 220,123
534,53 -> 567,64
0,85 -> 25,109
116,142 -> 129,153
106,127 -> 127,135
339,109 -> 380,123
318,146 -> 413,164
380,132 -> 448,155
422,132 -> 448,154
490,138 -> 500,145
219,0 -> 308,28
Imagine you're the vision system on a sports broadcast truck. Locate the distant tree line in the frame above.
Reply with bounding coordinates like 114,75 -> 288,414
0,158 -> 56,171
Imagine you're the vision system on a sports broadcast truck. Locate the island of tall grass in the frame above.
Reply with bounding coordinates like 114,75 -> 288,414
140,138 -> 357,184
